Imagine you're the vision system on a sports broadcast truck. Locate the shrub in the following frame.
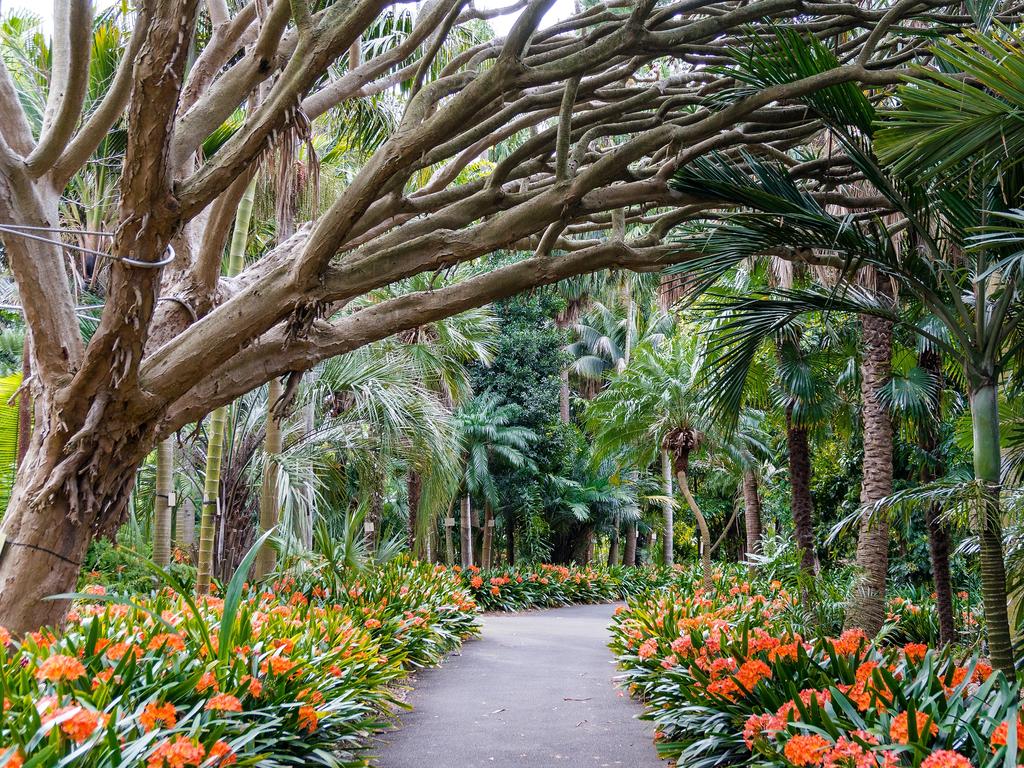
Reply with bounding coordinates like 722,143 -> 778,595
0,560 -> 477,767
610,568 -> 1003,768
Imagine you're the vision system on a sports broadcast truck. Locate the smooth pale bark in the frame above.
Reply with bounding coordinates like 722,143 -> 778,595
742,469 -> 762,562
846,313 -> 894,635
152,439 -> 174,568
785,404 -> 817,575
460,495 -> 473,568
254,376 -> 283,581
196,405 -> 226,594
175,496 -> 195,548
196,176 -> 256,594
661,448 -> 674,567
677,469 -> 711,587
971,383 -> 1015,675
482,501 -> 494,569
444,505 -> 455,566
623,524 -> 637,566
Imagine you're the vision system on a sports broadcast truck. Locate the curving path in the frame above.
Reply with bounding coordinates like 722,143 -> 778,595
373,602 -> 663,767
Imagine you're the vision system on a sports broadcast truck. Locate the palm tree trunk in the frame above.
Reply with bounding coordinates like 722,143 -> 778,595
407,470 -> 422,555
460,495 -> 473,568
677,469 -> 711,586
196,176 -> 256,595
971,383 -> 1015,675
482,501 -> 494,568
153,439 -> 174,568
608,527 -> 619,567
846,314 -> 893,635
255,377 -> 283,581
661,448 -> 674,567
197,406 -> 226,595
623,524 -> 637,566
507,515 -> 515,565
918,348 -> 955,646
742,469 -> 762,562
175,496 -> 195,549
785,404 -> 816,575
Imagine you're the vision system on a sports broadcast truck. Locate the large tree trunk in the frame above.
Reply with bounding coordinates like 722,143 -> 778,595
153,438 -> 174,568
742,468 -> 762,562
254,377 -> 283,581
785,404 -> 816,575
608,527 -> 619,567
0,416 -> 152,632
661,448 -> 674,567
15,341 -> 31,468
506,514 -> 515,565
971,383 -> 1015,675
482,501 -> 494,568
460,495 -> 473,568
846,313 -> 894,635
623,523 -> 637,566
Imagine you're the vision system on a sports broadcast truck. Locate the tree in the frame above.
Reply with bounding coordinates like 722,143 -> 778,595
0,0 -> 966,631
665,24 -> 1024,673
454,392 -> 536,568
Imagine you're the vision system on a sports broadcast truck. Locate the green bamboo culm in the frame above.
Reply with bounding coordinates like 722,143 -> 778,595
152,438 -> 174,568
196,177 -> 258,596
254,376 -> 283,580
970,382 -> 1016,676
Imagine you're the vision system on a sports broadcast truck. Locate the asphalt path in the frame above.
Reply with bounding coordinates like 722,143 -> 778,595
372,602 -> 664,767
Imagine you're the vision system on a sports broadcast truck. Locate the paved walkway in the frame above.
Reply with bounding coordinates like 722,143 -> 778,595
373,602 -> 663,767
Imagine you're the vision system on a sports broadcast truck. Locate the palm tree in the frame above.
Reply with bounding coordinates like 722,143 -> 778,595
196,176 -> 257,594
454,392 -> 537,568
587,336 -> 756,573
665,26 -> 1024,672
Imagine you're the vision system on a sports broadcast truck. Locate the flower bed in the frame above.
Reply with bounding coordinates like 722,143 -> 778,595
610,570 -> 1008,768
0,560 -> 477,768
455,564 -> 672,612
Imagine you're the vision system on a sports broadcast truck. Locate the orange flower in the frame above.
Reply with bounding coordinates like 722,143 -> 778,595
490,586 -> 501,596
298,705 -> 319,733
196,671 -> 219,693
743,713 -> 782,749
56,706 -> 108,743
823,735 -> 875,768
147,736 -> 206,768
35,654 -> 86,682
830,629 -> 867,657
105,642 -> 141,662
920,750 -> 972,768
260,656 -> 297,676
783,734 -> 831,767
208,740 -> 237,766
735,659 -> 772,691
991,716 -> 1024,753
140,701 -> 177,732
470,576 -> 483,589
637,638 -> 658,660
0,748 -> 23,768
903,643 -> 928,663
205,694 -> 242,712
0,627 -> 10,647
889,711 -> 938,744
365,619 -> 381,629
147,634 -> 186,652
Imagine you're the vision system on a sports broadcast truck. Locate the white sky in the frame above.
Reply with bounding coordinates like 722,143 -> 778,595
22,0 -> 578,37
